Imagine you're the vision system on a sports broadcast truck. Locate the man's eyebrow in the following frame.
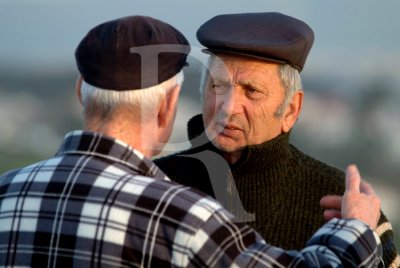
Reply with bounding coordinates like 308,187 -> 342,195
239,79 -> 268,91
210,76 -> 230,84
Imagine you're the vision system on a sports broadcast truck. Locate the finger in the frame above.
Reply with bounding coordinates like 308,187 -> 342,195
345,164 -> 361,193
320,195 -> 342,210
323,209 -> 342,221
360,180 -> 375,195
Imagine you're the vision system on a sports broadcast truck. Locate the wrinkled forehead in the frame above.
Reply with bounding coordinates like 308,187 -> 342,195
206,53 -> 280,81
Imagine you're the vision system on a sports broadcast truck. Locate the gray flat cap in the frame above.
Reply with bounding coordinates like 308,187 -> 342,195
196,12 -> 314,71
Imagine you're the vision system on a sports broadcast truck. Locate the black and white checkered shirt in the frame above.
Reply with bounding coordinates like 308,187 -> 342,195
0,131 -> 382,267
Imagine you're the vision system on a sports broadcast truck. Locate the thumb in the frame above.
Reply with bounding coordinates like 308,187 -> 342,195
345,164 -> 361,193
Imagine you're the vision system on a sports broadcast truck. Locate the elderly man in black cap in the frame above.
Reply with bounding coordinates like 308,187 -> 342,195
155,12 -> 400,267
0,14 -> 387,267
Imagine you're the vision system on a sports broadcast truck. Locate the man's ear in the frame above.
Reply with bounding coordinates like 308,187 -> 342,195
75,75 -> 83,105
282,90 -> 303,133
158,85 -> 181,128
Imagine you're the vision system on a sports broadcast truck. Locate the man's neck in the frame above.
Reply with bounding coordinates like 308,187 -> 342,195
223,150 -> 243,165
85,120 -> 156,158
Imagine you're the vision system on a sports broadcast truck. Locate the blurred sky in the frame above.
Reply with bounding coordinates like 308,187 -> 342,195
1,0 -> 400,82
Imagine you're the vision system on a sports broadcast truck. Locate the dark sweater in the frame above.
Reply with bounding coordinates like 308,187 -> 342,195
155,114 -> 399,267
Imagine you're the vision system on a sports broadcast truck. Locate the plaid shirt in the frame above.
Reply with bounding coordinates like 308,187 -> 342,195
0,131 -> 382,267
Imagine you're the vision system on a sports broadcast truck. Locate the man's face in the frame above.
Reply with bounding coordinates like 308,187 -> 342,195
202,54 -> 288,155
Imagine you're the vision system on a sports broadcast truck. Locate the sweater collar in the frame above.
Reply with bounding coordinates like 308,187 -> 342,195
187,114 -> 292,169
232,132 -> 292,171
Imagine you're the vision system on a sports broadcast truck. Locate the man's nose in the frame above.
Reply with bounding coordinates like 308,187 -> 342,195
219,87 -> 244,116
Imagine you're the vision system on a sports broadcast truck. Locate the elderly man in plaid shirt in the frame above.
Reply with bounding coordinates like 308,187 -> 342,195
0,15 -> 383,267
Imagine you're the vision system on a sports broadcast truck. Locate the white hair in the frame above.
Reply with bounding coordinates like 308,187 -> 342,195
80,70 -> 184,119
199,56 -> 302,117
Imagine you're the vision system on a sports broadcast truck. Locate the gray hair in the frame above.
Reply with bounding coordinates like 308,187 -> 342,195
275,64 -> 302,117
199,56 -> 302,117
80,70 -> 184,121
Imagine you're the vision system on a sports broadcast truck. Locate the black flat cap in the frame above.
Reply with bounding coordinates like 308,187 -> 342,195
197,12 -> 314,71
75,16 -> 190,90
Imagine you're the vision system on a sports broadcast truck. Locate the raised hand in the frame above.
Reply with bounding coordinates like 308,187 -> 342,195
320,164 -> 381,229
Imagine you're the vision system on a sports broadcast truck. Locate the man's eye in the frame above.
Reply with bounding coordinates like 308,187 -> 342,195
245,87 -> 264,99
210,84 -> 229,94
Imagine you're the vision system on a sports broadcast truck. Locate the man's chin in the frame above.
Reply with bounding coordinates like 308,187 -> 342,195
205,129 -> 243,152
211,139 -> 244,154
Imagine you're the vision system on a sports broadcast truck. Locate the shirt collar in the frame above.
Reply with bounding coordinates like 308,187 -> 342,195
56,130 -> 169,180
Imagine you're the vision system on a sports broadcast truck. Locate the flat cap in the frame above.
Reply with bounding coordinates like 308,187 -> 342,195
197,12 -> 314,71
75,16 -> 190,90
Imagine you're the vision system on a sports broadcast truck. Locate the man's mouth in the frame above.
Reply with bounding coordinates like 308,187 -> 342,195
215,122 -> 242,136
225,123 -> 241,130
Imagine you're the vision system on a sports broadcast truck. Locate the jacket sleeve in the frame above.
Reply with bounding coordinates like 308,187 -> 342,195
376,211 -> 400,267
186,211 -> 383,268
